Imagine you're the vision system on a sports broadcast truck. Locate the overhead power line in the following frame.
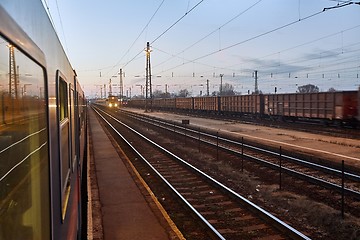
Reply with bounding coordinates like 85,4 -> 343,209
55,0 -> 69,54
103,0 -> 166,79
118,0 -> 165,68
152,0 -> 263,71
259,25 -> 360,60
41,0 -> 69,55
151,0 -> 205,44
324,1 -> 360,10
156,2 -> 358,76
114,0 -> 206,77
194,11 -> 325,62
155,10 -> 325,75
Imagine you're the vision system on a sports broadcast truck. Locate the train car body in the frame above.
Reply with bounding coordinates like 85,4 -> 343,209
152,98 -> 163,109
0,1 -> 87,240
163,98 -> 176,110
128,90 -> 359,126
194,96 -> 219,113
93,98 -> 107,106
175,97 -> 193,110
127,98 -> 145,109
150,98 -> 175,110
263,91 -> 358,124
220,95 -> 263,116
93,96 -> 120,109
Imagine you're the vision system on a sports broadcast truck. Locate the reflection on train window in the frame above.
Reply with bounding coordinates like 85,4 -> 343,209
0,37 -> 50,239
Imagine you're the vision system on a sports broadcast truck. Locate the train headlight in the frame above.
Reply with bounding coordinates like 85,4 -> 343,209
109,103 -> 113,107
115,103 -> 118,107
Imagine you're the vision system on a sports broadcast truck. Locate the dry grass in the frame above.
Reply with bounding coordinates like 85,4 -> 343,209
150,128 -> 360,239
183,145 -> 360,239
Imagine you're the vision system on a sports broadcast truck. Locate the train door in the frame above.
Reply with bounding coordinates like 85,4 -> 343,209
74,87 -> 80,169
56,72 -> 72,222
69,85 -> 76,171
74,83 -> 83,171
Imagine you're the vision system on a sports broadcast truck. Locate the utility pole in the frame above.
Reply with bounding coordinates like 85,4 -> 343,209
254,70 -> 259,94
9,45 -> 18,99
109,78 -> 112,96
206,79 -> 209,96
119,68 -> 123,99
95,85 -> 102,99
219,74 -> 224,96
145,42 -> 152,112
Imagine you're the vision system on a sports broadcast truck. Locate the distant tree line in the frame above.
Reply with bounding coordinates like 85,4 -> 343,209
131,83 -> 339,99
296,84 -> 337,93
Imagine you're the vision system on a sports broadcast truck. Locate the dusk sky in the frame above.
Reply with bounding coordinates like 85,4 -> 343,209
42,0 -> 360,98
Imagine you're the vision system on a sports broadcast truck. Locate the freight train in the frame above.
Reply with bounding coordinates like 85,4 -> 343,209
0,1 -> 87,239
127,90 -> 359,126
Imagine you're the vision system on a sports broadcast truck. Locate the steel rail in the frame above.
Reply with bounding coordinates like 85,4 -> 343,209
92,107 -> 226,240
121,110 -> 360,199
94,106 -> 311,240
124,109 -> 360,179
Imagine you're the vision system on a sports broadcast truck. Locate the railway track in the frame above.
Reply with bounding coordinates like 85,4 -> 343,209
92,106 -> 310,239
114,109 -> 360,228
147,108 -> 360,140
119,109 -> 360,215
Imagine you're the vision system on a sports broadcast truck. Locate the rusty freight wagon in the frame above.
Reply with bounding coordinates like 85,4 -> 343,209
193,96 -> 219,113
220,95 -> 264,117
263,91 -> 358,125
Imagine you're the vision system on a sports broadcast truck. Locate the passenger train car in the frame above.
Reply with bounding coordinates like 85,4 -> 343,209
128,90 -> 359,126
0,0 -> 87,239
106,95 -> 120,108
93,95 -> 121,109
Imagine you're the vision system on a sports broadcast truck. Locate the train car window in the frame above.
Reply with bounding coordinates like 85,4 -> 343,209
0,37 -> 50,239
59,77 -> 68,121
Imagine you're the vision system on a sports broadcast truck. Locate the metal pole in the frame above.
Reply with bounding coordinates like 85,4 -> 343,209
279,146 -> 282,190
184,125 -> 187,146
219,74 -> 223,95
145,42 -> 152,112
198,127 -> 201,153
241,137 -> 244,172
254,70 -> 258,94
119,68 -> 123,99
216,131 -> 219,161
206,79 -> 209,96
342,160 -> 345,219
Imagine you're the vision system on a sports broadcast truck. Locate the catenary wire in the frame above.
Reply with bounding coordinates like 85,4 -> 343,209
152,0 -> 264,70
112,0 -> 206,79
153,4 -> 356,78
103,0 -> 166,79
150,0 -> 205,45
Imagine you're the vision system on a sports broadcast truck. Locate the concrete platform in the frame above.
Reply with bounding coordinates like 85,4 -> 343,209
87,108 -> 183,240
